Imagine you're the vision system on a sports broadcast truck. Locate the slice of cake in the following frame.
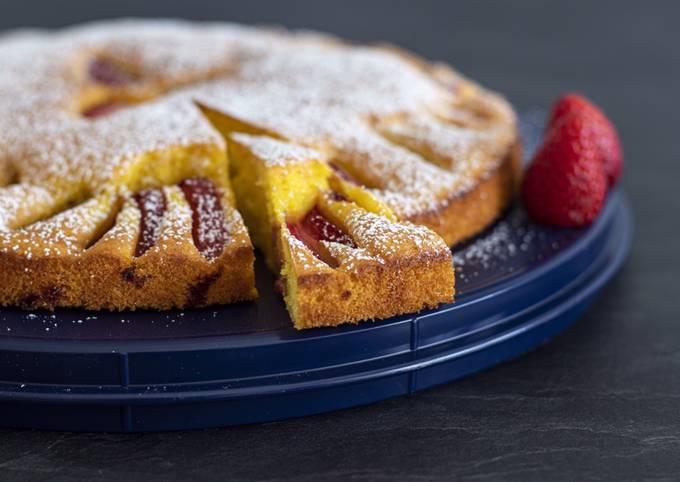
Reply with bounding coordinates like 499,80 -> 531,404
228,133 -> 454,329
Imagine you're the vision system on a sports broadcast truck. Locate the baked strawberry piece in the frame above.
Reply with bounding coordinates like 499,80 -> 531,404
88,58 -> 137,86
288,207 -> 355,267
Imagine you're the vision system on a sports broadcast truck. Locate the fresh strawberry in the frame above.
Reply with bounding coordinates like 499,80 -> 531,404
548,93 -> 623,186
522,114 -> 607,227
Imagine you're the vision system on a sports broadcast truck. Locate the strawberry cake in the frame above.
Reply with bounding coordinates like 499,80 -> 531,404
0,20 -> 521,327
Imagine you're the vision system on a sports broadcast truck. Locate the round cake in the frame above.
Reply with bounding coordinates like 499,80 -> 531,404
0,20 -> 520,327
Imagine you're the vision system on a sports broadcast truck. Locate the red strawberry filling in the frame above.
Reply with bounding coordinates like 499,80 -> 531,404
328,191 -> 349,202
83,59 -> 137,118
133,189 -> 166,256
331,164 -> 361,185
287,207 -> 355,265
88,58 -> 136,86
82,100 -> 127,118
179,178 -> 228,261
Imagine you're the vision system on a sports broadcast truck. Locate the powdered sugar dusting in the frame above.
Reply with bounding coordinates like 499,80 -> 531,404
452,205 -> 577,289
0,20 -> 514,312
179,177 -> 233,261
133,188 -> 166,257
0,20 -> 513,247
343,207 -> 447,260
230,133 -> 322,168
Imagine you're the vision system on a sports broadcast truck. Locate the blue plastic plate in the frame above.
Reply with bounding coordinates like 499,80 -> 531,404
0,113 -> 633,432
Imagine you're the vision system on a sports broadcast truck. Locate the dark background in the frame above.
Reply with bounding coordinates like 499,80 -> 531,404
1,1 -> 678,480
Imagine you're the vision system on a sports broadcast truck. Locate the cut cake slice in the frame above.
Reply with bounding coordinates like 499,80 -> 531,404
228,133 -> 455,329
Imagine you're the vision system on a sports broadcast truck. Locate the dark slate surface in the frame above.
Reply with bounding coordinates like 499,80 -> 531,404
0,1 -> 678,480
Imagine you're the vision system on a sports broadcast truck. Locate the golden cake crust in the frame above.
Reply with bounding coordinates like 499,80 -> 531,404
410,141 -> 522,246
284,216 -> 455,329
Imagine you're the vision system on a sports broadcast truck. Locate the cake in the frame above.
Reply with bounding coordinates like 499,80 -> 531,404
0,19 -> 520,327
